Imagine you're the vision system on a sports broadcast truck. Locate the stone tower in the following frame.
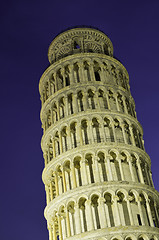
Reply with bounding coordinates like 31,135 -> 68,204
39,27 -> 159,240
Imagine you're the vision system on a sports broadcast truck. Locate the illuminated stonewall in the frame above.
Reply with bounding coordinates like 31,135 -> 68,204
39,27 -> 159,240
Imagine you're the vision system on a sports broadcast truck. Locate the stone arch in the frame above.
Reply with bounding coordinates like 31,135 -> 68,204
138,235 -> 149,240
125,234 -> 137,240
111,236 -> 123,240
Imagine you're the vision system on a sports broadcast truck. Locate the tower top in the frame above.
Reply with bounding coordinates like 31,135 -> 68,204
48,27 -> 113,63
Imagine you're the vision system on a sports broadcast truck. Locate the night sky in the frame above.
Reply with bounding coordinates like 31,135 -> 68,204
1,1 -> 159,239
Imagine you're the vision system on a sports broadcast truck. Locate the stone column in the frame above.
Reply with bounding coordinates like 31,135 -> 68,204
57,214 -> 63,240
106,91 -> 111,110
85,200 -> 94,231
48,224 -> 53,240
92,156 -> 100,183
65,208 -> 71,237
126,197 -> 134,225
89,62 -> 96,82
98,197 -> 107,228
78,62 -> 84,82
137,197 -> 145,226
81,158 -> 88,185
122,96 -> 128,114
129,126 -> 136,146
117,157 -> 125,181
44,152 -> 47,166
74,203 -> 82,234
52,138 -> 56,158
146,198 -> 154,227
54,172 -> 59,196
50,181 -> 53,201
112,196 -> 121,226
128,156 -> 135,182
106,155 -> 113,181
70,162 -> 77,188
121,123 -> 128,144
114,93 -> 120,111
136,159 -> 145,184
53,72 -> 57,92
45,185 -> 50,205
64,95 -> 69,117
62,167 -> 67,193
68,64 -> 74,85
52,222 -> 57,240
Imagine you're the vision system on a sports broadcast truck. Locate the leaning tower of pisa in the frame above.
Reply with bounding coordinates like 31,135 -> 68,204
39,27 -> 159,240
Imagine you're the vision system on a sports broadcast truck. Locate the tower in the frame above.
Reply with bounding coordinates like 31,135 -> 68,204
39,27 -> 159,240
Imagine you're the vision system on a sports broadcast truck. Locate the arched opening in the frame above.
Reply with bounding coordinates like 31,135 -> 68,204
77,91 -> 84,111
55,132 -> 60,156
114,118 -> 124,143
81,120 -> 89,145
98,152 -> 108,182
104,193 -> 115,227
57,69 -> 64,90
92,118 -> 101,143
70,122 -> 77,148
74,156 -> 82,187
59,97 -> 65,119
68,93 -> 74,115
63,161 -> 72,191
117,192 -> 130,226
98,89 -> 108,109
85,154 -> 94,184
91,195 -> 101,229
110,151 -> 121,181
61,127 -> 68,152
74,63 -> 80,83
84,61 -> 91,81
108,90 -> 117,111
79,198 -> 87,232
88,89 -> 95,109
117,93 -> 124,112
104,117 -> 114,142
67,202 -> 76,236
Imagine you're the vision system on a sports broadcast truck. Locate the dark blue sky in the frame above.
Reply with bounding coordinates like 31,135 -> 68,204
1,1 -> 159,240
